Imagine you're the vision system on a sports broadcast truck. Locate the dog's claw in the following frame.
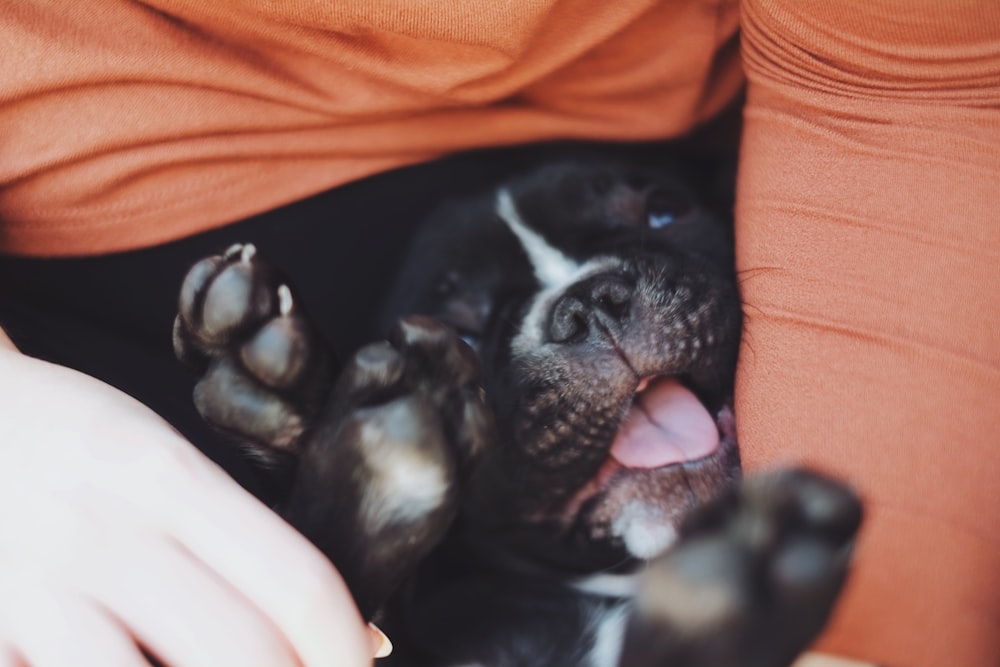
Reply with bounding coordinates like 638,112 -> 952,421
222,241 -> 257,263
277,284 -> 294,316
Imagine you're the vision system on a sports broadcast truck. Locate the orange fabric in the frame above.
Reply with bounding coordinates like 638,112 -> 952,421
736,1 -> 1000,666
0,0 -> 741,256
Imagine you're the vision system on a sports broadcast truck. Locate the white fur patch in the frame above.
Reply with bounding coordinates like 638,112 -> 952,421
611,501 -> 679,560
571,573 -> 639,598
496,187 -> 636,356
496,189 -> 579,289
509,256 -> 622,358
358,421 -> 450,533
587,604 -> 629,667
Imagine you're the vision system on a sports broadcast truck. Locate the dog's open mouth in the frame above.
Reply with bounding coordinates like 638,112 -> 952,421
558,375 -> 737,561
610,376 -> 722,469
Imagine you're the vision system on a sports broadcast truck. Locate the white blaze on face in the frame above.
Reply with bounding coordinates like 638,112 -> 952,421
496,188 -> 624,355
495,188 -> 579,289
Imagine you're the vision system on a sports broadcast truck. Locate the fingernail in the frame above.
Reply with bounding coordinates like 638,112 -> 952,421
369,622 -> 393,659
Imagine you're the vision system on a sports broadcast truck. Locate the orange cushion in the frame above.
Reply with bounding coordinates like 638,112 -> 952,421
736,1 -> 1000,665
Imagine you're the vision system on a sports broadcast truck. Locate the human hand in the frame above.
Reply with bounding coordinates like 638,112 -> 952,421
0,343 -> 384,666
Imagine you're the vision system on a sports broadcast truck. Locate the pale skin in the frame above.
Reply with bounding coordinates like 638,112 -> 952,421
0,329 -> 389,667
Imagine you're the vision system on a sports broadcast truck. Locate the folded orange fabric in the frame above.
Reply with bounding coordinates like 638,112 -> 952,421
0,0 -> 741,256
736,1 -> 1000,666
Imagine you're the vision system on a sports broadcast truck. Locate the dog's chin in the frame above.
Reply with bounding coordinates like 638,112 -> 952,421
569,406 -> 738,560
487,389 -> 739,576
560,386 -> 739,560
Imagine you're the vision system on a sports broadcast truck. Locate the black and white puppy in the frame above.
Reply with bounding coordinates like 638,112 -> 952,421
173,162 -> 861,667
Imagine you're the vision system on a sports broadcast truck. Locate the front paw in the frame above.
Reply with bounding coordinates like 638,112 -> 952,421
285,316 -> 494,619
621,469 -> 862,667
173,243 -> 332,465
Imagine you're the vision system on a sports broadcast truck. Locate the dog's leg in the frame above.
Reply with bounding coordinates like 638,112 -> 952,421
282,315 -> 494,618
174,249 -> 493,618
617,469 -> 862,667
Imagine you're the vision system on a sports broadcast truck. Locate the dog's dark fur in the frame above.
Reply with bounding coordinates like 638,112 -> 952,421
173,161 -> 861,667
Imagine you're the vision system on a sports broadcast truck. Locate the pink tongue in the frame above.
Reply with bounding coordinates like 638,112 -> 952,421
610,378 -> 720,469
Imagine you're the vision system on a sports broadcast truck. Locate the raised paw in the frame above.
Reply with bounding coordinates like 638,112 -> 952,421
620,469 -> 862,667
173,243 -> 332,465
282,315 -> 495,619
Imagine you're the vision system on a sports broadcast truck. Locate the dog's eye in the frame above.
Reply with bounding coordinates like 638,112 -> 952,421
645,187 -> 694,229
459,334 -> 479,351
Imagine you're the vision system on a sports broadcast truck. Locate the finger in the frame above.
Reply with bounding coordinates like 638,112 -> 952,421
0,645 -> 27,667
0,585 -> 147,667
72,524 -> 303,667
151,464 -> 372,667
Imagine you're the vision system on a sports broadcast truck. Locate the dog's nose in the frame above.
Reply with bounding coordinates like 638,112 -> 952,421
547,274 -> 633,344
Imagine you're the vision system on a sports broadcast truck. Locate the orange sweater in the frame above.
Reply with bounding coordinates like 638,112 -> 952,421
737,2 -> 1000,666
4,2 -> 1000,667
1,0 -> 741,255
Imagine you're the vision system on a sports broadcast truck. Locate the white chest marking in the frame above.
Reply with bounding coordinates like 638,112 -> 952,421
587,604 -> 629,667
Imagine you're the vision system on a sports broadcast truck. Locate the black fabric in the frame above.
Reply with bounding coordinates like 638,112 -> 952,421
0,137 -> 734,494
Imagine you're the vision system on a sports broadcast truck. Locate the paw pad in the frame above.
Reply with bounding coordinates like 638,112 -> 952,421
173,244 -> 330,459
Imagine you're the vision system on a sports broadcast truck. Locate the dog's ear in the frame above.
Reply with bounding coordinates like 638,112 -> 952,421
377,195 -> 530,340
428,269 -> 494,340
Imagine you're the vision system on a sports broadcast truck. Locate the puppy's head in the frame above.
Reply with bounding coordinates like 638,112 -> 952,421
384,162 -> 741,573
